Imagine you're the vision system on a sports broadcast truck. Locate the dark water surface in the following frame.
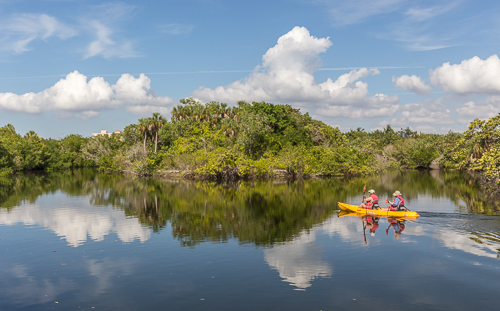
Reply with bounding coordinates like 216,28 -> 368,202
1,169 -> 499,310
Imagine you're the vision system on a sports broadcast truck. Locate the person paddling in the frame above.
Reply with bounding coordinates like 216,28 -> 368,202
358,189 -> 379,209
383,190 -> 406,211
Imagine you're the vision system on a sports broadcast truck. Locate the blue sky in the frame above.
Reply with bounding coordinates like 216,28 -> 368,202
1,0 -> 500,138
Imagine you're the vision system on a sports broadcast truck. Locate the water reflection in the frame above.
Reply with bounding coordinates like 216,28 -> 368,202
2,169 -> 500,310
264,231 -> 332,290
0,169 -> 499,250
386,217 -> 406,239
0,197 -> 150,247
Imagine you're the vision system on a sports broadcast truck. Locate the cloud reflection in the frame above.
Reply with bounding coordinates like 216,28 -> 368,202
264,231 -> 332,290
433,229 -> 500,259
0,200 -> 150,247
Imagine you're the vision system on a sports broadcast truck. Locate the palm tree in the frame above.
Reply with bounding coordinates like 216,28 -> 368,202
150,112 -> 167,153
138,118 -> 151,152
171,107 -> 179,122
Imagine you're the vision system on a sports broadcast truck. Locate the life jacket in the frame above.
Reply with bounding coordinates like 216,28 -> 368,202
365,201 -> 373,209
366,216 -> 373,223
396,196 -> 405,208
370,222 -> 379,233
370,194 -> 380,209
389,196 -> 405,211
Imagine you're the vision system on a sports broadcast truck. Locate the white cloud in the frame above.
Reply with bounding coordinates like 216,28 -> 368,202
414,125 -> 437,133
84,21 -> 137,59
404,1 -> 461,22
0,3 -> 139,59
386,1 -> 462,51
314,0 -> 464,51
0,71 -> 175,117
321,0 -> 405,26
126,105 -> 171,117
430,55 -> 500,95
76,110 -> 100,120
393,75 -> 432,95
387,98 -> 454,127
192,26 -> 399,118
0,13 -> 77,53
81,2 -> 138,59
455,96 -> 500,119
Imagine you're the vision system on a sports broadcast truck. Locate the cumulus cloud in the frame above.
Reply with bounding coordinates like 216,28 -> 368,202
192,26 -> 399,119
430,55 -> 500,95
0,13 -> 77,53
455,96 -> 500,119
0,71 -> 174,118
393,75 -> 432,95
387,98 -> 454,127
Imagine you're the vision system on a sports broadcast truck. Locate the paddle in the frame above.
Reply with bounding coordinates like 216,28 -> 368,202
362,184 -> 366,202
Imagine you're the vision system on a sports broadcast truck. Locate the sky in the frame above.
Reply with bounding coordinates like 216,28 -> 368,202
1,0 -> 500,138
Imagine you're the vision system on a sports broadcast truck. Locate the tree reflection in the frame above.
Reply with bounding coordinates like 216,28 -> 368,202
1,169 -> 499,248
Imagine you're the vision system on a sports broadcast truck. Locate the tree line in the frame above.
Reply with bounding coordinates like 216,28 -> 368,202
1,98 -> 500,191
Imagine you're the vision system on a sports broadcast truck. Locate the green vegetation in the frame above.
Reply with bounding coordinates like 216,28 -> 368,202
1,98 -> 500,193
0,124 -> 93,179
78,99 -> 374,178
0,169 -> 497,250
443,115 -> 500,193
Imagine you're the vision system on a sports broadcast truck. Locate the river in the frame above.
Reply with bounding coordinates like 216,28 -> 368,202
1,169 -> 499,310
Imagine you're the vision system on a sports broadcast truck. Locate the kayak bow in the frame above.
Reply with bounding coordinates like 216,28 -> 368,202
338,202 -> 420,217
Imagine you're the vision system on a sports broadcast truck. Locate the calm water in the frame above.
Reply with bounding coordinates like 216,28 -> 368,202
1,169 -> 499,310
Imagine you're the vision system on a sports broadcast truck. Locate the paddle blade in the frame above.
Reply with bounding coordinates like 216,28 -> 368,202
363,185 -> 366,193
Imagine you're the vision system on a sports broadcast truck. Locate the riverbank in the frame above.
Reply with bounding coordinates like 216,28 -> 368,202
3,100 -> 500,194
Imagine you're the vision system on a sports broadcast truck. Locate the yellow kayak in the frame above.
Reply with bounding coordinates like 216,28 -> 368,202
338,202 -> 420,218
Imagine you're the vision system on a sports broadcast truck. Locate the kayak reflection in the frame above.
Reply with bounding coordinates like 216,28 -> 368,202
338,211 -> 411,242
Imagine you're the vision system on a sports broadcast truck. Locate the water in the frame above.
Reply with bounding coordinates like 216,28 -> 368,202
1,169 -> 499,310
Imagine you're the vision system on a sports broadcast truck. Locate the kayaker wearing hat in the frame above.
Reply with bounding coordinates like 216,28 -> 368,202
358,189 -> 379,209
383,190 -> 406,211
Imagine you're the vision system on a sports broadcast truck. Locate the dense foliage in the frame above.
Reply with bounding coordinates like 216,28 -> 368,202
80,100 -> 375,179
2,98 -> 500,191
0,124 -> 93,177
443,115 -> 500,192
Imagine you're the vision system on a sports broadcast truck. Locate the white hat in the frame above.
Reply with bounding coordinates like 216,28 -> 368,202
368,189 -> 375,194
393,190 -> 401,196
